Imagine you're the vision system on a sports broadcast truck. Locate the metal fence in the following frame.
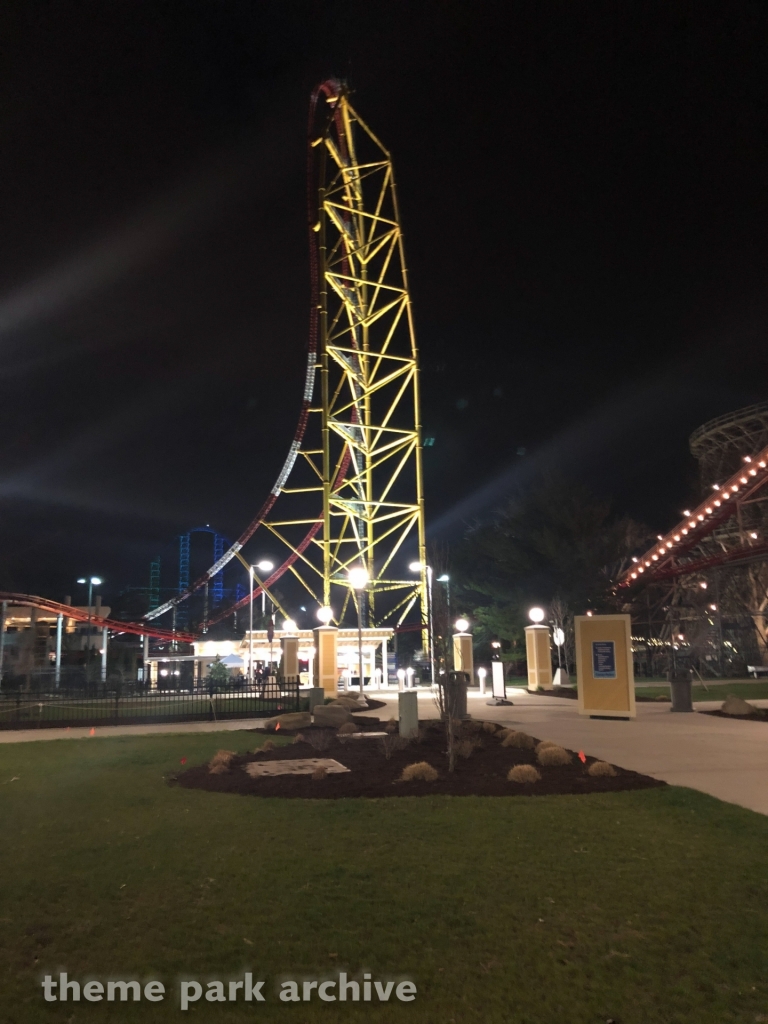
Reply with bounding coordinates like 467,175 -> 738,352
0,683 -> 301,730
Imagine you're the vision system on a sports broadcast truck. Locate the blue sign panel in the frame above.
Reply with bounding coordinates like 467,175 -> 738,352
592,640 -> 616,679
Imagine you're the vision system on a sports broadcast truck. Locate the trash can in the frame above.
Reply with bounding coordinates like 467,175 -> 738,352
443,670 -> 470,720
668,669 -> 693,712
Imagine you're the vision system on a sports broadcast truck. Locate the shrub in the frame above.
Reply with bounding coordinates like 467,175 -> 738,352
400,761 -> 438,782
537,744 -> 571,766
502,731 -> 535,750
587,760 -> 617,777
311,766 -> 327,781
535,740 -> 559,754
305,730 -> 333,752
380,733 -> 408,760
337,722 -> 359,736
507,764 -> 541,784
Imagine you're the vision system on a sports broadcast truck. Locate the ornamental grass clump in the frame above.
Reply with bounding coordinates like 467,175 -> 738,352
535,740 -> 559,755
385,717 -> 398,734
400,761 -> 438,782
457,739 -> 477,759
502,731 -> 535,750
337,722 -> 358,736
536,744 -> 571,766
482,721 -> 498,734
208,749 -> 237,774
311,766 -> 327,781
507,764 -> 541,784
587,760 -> 617,777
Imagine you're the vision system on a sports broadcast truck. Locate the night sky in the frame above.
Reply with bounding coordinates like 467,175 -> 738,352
1,1 -> 767,609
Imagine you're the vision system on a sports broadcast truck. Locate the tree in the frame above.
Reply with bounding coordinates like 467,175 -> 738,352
207,655 -> 229,691
455,477 -> 647,657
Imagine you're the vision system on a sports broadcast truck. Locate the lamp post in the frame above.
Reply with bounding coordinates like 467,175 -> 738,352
249,561 -> 274,685
255,560 -> 274,618
348,565 -> 369,698
409,561 -> 435,687
437,573 -> 451,621
76,576 -> 102,681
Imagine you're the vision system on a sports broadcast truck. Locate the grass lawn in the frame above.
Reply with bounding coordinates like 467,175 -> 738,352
2,733 -> 768,1023
636,681 -> 768,702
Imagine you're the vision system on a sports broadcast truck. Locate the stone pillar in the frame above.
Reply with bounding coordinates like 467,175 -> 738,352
307,687 -> 324,712
280,634 -> 299,680
398,690 -> 418,738
313,626 -> 338,698
453,630 -> 473,679
525,624 -> 553,691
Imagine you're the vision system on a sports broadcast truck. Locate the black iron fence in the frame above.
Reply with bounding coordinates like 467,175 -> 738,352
0,683 -> 301,730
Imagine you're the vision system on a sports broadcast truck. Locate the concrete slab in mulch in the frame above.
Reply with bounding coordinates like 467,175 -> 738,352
243,758 -> 350,777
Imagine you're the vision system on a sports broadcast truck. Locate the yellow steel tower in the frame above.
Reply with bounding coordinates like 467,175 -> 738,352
262,80 -> 427,628
146,81 -> 427,636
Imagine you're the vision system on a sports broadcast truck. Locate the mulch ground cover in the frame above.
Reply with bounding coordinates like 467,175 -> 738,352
172,718 -> 665,800
700,708 -> 768,721
545,686 -> 670,703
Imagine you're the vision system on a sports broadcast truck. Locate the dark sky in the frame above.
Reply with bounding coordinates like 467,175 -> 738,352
1,0 -> 767,609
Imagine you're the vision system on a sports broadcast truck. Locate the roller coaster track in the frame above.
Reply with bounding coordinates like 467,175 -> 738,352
617,444 -> 768,589
0,593 -> 195,642
10,82 -> 426,642
146,79 -> 427,633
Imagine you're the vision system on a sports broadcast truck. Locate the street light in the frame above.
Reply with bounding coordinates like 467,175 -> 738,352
255,560 -> 274,617
76,576 -> 102,680
409,561 -> 435,688
249,561 -> 275,686
436,573 -> 451,621
528,607 -> 546,623
455,617 -> 470,633
348,565 -> 369,698
317,605 -> 334,624
282,619 -> 298,634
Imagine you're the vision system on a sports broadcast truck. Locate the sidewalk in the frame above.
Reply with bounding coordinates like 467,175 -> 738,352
3,689 -> 767,817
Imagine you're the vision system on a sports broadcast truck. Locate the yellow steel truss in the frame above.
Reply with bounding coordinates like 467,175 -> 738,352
262,86 -> 427,628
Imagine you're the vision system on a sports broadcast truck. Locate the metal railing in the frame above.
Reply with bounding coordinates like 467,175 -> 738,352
0,682 -> 300,730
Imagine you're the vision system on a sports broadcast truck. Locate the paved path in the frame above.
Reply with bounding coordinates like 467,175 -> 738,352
3,688 -> 768,816
0,718 -> 263,744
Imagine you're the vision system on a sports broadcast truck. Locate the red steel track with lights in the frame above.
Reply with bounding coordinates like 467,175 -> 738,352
0,593 -> 195,642
617,447 -> 768,588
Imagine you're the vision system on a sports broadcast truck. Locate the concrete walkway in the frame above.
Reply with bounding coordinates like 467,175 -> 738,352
0,718 -> 264,744
2,688 -> 767,816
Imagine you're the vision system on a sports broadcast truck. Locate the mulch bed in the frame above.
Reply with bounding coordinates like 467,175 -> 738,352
545,686 -> 669,703
700,708 -> 768,721
172,719 -> 665,800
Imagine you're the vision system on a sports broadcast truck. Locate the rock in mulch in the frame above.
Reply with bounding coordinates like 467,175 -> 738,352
312,704 -> 352,728
721,694 -> 759,717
